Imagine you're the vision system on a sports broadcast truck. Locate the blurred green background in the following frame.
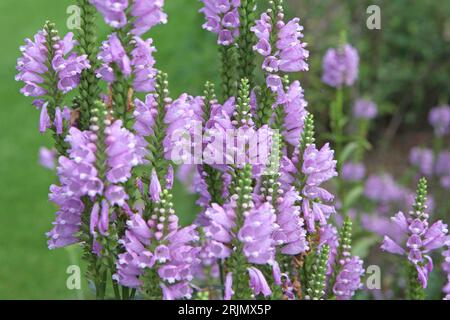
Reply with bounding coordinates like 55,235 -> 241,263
0,0 -> 449,299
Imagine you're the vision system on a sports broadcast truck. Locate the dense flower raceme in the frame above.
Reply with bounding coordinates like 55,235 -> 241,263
200,0 -> 241,45
381,210 -> 448,288
428,105 -> 450,137
409,147 -> 434,178
276,81 -> 308,147
16,30 -> 90,132
47,119 -> 141,249
352,99 -> 378,120
252,10 -> 309,92
333,256 -> 364,300
16,30 -> 90,97
90,0 -> 167,35
202,201 -> 280,298
322,44 -> 359,88
97,34 -> 157,92
280,143 -> 338,232
114,209 -> 201,299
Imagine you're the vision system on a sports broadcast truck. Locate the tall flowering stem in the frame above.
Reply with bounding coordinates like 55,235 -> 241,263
76,0 -> 100,130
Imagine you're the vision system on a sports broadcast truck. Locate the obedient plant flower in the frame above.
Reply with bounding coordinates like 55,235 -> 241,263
47,105 -> 141,249
435,151 -> 450,189
16,26 -> 90,137
114,189 -> 200,299
301,143 -> 338,231
97,34 -> 157,92
429,105 -> 450,137
200,0 -> 241,45
381,178 -> 448,290
277,81 -> 308,147
322,44 -> 359,88
90,0 -> 167,35
16,30 -> 90,97
352,99 -> 378,120
409,147 -> 434,178
333,256 -> 364,300
342,162 -> 366,182
252,2 -> 309,93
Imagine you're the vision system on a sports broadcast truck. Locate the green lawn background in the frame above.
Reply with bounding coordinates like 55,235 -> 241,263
0,0 -> 218,299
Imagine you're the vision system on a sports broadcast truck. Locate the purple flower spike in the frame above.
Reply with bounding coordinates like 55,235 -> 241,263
333,256 -> 364,300
322,44 -> 359,88
131,0 -> 168,36
97,33 -> 132,82
238,203 -> 277,265
277,81 -> 308,147
200,0 -> 240,45
381,209 -> 448,288
131,37 -> 157,92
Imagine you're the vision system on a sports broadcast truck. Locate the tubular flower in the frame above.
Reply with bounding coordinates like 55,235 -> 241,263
364,174 -> 406,204
252,11 -> 309,74
91,0 -> 167,34
301,143 -> 338,231
200,0 -> 241,45
133,94 -> 158,160
46,118 -> 140,249
276,81 -> 308,147
381,209 -> 448,288
52,32 -> 91,94
322,44 -> 359,88
114,207 -> 200,299
238,202 -> 278,264
131,37 -> 158,92
333,256 -> 365,300
273,188 -> 309,255
163,94 -> 204,163
16,31 -> 89,97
